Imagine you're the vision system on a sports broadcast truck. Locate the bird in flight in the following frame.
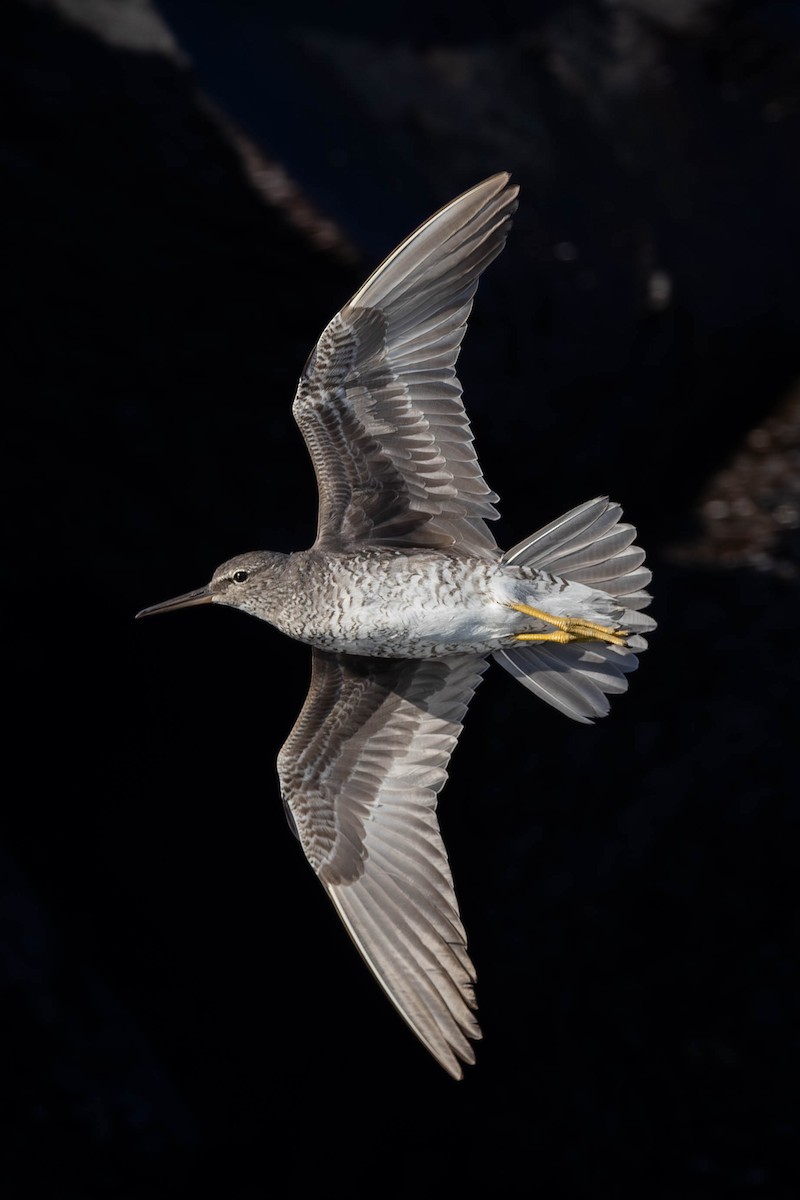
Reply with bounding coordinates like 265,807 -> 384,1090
137,173 -> 655,1078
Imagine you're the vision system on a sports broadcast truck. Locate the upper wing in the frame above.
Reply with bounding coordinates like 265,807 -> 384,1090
292,173 -> 519,558
277,649 -> 488,1078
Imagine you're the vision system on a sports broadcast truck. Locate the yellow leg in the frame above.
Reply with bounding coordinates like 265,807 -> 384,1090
509,602 -> 630,647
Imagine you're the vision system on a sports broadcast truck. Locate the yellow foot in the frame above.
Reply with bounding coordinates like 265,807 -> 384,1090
509,602 -> 630,647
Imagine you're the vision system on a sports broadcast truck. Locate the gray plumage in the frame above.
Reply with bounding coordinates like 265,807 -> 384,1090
137,174 -> 655,1079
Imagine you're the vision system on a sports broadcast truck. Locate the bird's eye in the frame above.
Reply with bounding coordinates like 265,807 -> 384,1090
232,570 -> 249,584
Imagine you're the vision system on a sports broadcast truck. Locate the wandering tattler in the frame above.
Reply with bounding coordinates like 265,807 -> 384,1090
137,173 -> 655,1078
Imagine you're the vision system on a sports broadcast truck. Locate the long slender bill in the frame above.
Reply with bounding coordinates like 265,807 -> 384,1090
135,586 -> 213,619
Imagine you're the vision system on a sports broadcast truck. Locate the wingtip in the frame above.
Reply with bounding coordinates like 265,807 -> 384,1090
477,170 -> 518,203
482,169 -> 512,186
445,172 -> 517,218
487,170 -> 518,198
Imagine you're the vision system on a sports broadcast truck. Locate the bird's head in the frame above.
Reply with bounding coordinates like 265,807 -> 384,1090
136,550 -> 288,620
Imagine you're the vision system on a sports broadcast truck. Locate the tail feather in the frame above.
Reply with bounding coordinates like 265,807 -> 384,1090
501,496 -> 622,569
602,575 -> 652,603
494,642 -> 637,724
494,497 -> 655,723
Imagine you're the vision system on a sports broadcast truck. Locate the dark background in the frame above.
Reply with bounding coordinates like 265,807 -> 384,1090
3,0 -> 800,1195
